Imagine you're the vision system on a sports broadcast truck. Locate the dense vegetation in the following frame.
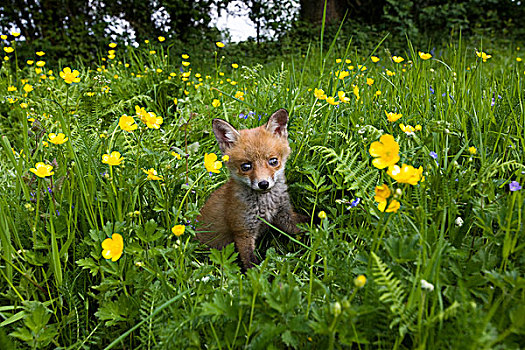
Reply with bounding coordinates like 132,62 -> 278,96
1,28 -> 524,349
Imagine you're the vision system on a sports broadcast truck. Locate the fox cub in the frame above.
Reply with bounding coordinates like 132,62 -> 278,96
196,109 -> 306,270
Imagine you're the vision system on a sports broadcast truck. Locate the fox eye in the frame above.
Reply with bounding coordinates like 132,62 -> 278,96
240,162 -> 252,172
268,158 -> 279,167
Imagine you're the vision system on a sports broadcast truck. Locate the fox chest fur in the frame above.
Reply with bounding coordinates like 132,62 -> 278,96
196,109 -> 306,270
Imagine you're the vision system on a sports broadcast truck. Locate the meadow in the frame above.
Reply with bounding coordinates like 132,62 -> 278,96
0,31 -> 524,349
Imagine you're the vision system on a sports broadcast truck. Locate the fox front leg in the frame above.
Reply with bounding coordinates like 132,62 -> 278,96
233,231 -> 259,270
273,208 -> 308,234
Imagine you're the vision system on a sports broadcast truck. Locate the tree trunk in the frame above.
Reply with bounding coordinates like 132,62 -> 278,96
299,0 -> 345,25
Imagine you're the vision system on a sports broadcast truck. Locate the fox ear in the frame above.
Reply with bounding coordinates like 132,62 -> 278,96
212,119 -> 240,152
266,108 -> 288,138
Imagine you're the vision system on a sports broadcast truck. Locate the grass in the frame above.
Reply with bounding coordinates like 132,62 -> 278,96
0,34 -> 524,349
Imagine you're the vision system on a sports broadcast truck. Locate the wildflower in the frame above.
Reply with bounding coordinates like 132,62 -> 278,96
60,67 -> 81,84
369,134 -> 400,169
20,103 -> 28,109
109,42 -> 117,48
222,155 -> 229,162
0,35 -> 6,40
29,162 -> 54,178
392,56 -> 404,63
234,91 -> 245,100
102,151 -> 123,166
142,168 -> 163,181
358,64 -> 367,71
509,181 -> 522,192
476,51 -> 492,62
232,63 -> 239,68
517,57 -> 522,62
374,184 -> 391,202
12,32 -> 21,37
119,115 -> 138,132
420,279 -> 434,292
318,211 -> 327,220
415,124 -> 422,131
385,111 -> 402,122
101,233 -> 124,261
346,59 -> 351,64
204,153 -> 222,173
468,146 -> 477,154
23,84 -> 33,93
337,70 -> 349,79
366,78 -> 374,86
149,50 -> 156,55
212,99 -> 221,108
172,224 -> 185,237
386,69 -> 396,76
27,60 -> 34,65
455,217 -> 464,227
36,60 -> 46,67
429,86 -> 435,94
354,274 -> 366,287
338,91 -> 350,103
378,199 -> 400,213
3,47 -> 14,53
314,88 -> 327,100
326,96 -> 339,106
387,164 -> 424,185
141,112 -> 163,129
375,90 -> 382,96
48,133 -> 68,145
7,85 -> 16,92
216,41 -> 225,48
158,36 -> 165,42
348,198 -> 360,208
353,85 -> 360,100
172,152 -> 182,159
418,51 -> 432,60
182,61 -> 190,67
371,56 -> 380,63
429,151 -> 438,160
399,123 -> 416,135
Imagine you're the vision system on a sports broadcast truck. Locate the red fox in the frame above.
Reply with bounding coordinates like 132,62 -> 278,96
196,109 -> 306,270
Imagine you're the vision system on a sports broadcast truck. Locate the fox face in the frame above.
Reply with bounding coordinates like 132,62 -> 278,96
212,109 -> 291,191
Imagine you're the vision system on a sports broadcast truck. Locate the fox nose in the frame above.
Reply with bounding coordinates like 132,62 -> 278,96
258,180 -> 269,190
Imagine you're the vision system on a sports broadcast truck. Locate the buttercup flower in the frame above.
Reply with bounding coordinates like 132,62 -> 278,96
353,85 -> 360,100
338,91 -> 350,103
314,88 -> 327,100
102,151 -> 123,166
48,133 -> 68,145
3,47 -> 14,53
109,42 -> 117,48
119,115 -> 138,132
418,51 -> 432,60
476,51 -> 492,62
232,63 -> 239,68
36,51 -> 45,56
392,56 -> 404,63
399,123 -> 416,135
23,84 -> 33,93
234,91 -> 245,100
337,70 -> 350,79
354,275 -> 367,288
141,112 -> 163,129
7,85 -> 16,92
374,184 -> 391,203
326,96 -> 339,106
318,211 -> 327,220
371,56 -> 380,63
366,78 -> 374,86
204,153 -> 222,173
36,60 -> 46,67
29,162 -> 54,178
212,99 -> 221,108
60,67 -> 81,84
385,111 -> 402,122
101,233 -> 124,261
172,225 -> 185,237
158,36 -> 165,42
222,155 -> 229,161
387,164 -> 424,185
142,168 -> 163,181
172,152 -> 182,159
369,134 -> 400,169
378,199 -> 400,213
216,41 -> 225,48
468,146 -> 477,154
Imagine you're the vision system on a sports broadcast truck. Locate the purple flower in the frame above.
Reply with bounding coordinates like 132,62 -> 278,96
429,86 -> 435,94
429,151 -> 438,160
509,181 -> 522,192
239,113 -> 246,119
349,198 -> 360,208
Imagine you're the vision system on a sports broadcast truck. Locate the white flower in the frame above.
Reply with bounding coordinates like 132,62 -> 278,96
455,217 -> 464,227
421,279 -> 434,292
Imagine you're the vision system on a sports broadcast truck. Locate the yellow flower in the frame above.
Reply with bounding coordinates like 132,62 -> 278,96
232,63 -> 239,68
20,102 -> 28,108
7,85 -> 16,92
29,162 -> 54,178
469,146 -> 477,154
119,115 -> 138,132
36,60 -> 46,67
335,58 -> 342,63
415,124 -> 422,131
22,84 -> 33,93
158,36 -> 165,42
369,134 -> 400,169
222,155 -> 229,161
476,51 -> 492,62
145,39 -> 150,44
354,275 -> 367,288
149,50 -> 156,55
12,32 -> 21,37
385,111 -> 402,122
35,51 -> 45,56
27,60 -> 34,65
234,91 -> 245,100
48,133 -> 69,145
141,112 -> 163,129
358,64 -> 367,71
371,56 -> 380,63
216,41 -> 225,48
517,57 -> 522,62
42,141 -> 48,147
204,153 -> 222,173
326,96 -> 339,105
0,35 -> 7,40
212,99 -> 221,108
101,233 -> 124,261
375,90 -> 382,96
60,67 -> 81,84
182,54 -> 189,59
172,152 -> 182,159
392,56 -> 404,63
142,168 -> 163,181
337,70 -> 350,79
102,151 -> 123,166
109,42 -> 117,48
378,199 -> 400,213
374,184 -> 391,203
338,91 -> 350,103
353,85 -> 360,100
345,59 -> 351,64
387,164 -> 424,185
172,225 -> 185,237
314,88 -> 327,100
366,78 -> 374,86
3,47 -> 14,53
418,51 -> 432,60
399,123 -> 416,135
386,69 -> 396,76
182,61 -> 190,66
318,211 -> 327,220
